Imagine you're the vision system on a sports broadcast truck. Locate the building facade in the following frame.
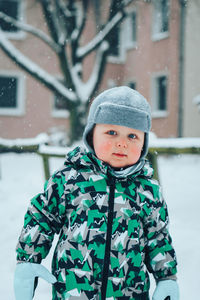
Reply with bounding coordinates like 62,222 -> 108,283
0,0 -> 199,140
182,0 -> 200,137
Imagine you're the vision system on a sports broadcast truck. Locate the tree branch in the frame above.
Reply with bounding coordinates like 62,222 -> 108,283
0,12 -> 60,53
83,42 -> 109,101
71,41 -> 108,103
39,1 -> 76,88
55,0 -> 73,45
40,0 -> 64,45
77,10 -> 124,59
77,0 -> 134,59
56,0 -> 74,18
0,31 -> 76,102
71,0 -> 88,42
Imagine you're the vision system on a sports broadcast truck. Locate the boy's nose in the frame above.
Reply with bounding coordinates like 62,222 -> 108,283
116,138 -> 127,148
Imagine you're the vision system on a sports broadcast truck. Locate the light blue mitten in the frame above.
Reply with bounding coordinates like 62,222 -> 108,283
14,262 -> 57,300
152,280 -> 180,300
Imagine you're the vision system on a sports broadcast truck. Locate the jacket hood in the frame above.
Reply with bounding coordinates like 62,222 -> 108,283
64,146 -> 154,180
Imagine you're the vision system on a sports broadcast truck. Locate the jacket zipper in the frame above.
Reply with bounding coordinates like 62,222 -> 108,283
101,177 -> 115,300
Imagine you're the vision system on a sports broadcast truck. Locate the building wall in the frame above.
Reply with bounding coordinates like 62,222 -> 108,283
103,0 -> 181,138
183,0 -> 200,137
0,0 -> 181,140
0,0 -> 69,139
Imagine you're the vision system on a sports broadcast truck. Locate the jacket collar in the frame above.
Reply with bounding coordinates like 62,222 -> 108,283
65,146 -> 154,180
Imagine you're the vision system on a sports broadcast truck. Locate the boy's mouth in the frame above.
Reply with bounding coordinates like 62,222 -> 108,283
112,153 -> 127,158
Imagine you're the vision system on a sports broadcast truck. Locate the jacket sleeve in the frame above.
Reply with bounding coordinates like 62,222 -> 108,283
16,169 -> 67,263
143,181 -> 178,281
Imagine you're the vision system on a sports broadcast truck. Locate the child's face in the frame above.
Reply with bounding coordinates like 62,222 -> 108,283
93,124 -> 144,168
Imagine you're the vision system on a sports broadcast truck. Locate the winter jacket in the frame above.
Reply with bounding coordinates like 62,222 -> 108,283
16,147 -> 177,300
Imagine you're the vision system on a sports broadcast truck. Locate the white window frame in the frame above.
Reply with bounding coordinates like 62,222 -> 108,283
123,10 -> 137,50
151,0 -> 170,41
51,88 -> 70,119
108,9 -> 138,64
151,71 -> 168,118
0,0 -> 26,40
107,22 -> 125,64
51,76 -> 69,118
0,71 -> 25,116
107,79 -> 117,89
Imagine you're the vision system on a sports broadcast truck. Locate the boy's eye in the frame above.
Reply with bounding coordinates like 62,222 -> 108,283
128,133 -> 136,139
107,130 -> 117,136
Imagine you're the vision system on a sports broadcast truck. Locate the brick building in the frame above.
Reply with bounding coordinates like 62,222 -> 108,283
0,0 -> 199,140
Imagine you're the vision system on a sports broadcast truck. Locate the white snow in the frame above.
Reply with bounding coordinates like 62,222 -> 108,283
0,151 -> 200,299
39,144 -> 69,156
38,140 -> 83,155
149,135 -> 200,148
0,133 -> 49,147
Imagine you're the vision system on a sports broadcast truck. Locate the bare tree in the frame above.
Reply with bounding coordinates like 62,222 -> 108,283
0,0 -> 134,143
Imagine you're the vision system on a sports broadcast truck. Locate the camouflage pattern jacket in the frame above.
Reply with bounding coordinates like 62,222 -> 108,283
16,147 -> 177,300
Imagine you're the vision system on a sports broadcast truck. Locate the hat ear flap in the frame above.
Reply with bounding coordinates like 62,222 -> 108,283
85,126 -> 95,153
140,133 -> 149,160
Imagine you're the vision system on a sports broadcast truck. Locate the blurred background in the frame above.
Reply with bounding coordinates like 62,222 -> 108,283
0,0 -> 200,143
0,0 -> 200,299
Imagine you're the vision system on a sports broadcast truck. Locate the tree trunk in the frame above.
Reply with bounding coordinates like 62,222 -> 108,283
68,103 -> 86,145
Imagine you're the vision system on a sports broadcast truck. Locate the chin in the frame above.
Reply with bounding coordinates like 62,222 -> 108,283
110,162 -> 129,168
110,160 -> 138,169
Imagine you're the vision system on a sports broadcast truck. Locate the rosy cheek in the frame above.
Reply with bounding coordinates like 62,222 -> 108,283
100,141 -> 112,152
130,146 -> 142,159
95,141 -> 112,157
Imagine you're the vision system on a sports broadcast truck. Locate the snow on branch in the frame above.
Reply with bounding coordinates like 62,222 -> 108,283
56,0 -> 74,18
70,41 -> 108,103
122,0 -> 135,6
76,0 -> 134,59
81,42 -> 109,101
0,31 -> 76,102
0,12 -> 60,53
40,0 -> 67,46
72,1 -> 88,42
77,11 -> 124,59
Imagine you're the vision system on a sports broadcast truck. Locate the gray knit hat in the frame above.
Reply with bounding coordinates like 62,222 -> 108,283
83,86 -> 151,159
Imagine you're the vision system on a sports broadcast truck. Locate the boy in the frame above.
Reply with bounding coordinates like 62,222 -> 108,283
14,86 -> 179,300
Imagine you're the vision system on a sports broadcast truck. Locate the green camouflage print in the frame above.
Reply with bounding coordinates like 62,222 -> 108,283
16,147 -> 177,299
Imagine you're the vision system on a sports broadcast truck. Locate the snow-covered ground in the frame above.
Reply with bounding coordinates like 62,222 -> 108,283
0,152 -> 200,299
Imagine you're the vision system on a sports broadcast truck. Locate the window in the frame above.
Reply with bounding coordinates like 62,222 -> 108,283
107,24 -> 121,58
52,94 -> 70,118
0,0 -> 25,38
0,73 -> 25,116
152,74 -> 168,117
152,0 -> 170,40
127,81 -> 136,90
108,10 -> 137,63
123,11 -> 137,49
51,77 -> 70,118
130,12 -> 137,43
